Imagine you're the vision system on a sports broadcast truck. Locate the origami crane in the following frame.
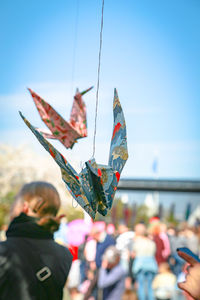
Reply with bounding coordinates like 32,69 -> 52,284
20,89 -> 128,219
28,86 -> 93,149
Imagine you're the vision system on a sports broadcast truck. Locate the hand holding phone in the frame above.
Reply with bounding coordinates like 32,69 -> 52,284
177,247 -> 200,300
177,247 -> 200,264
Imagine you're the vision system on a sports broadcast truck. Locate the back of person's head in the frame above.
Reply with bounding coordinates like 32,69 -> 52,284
158,262 -> 171,274
103,246 -> 120,265
17,181 -> 60,215
149,223 -> 161,235
90,221 -> 106,241
106,223 -> 115,235
118,222 -> 129,235
167,226 -> 176,236
122,289 -> 138,300
11,181 -> 61,233
134,223 -> 147,237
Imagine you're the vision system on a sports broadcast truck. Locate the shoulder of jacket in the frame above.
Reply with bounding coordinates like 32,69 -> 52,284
54,242 -> 73,261
0,242 -> 11,277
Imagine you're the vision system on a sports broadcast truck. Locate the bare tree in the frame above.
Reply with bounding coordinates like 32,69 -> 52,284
0,144 -> 82,224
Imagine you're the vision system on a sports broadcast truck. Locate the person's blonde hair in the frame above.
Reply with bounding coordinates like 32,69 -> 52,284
15,181 -> 61,233
122,290 -> 138,300
102,246 -> 120,264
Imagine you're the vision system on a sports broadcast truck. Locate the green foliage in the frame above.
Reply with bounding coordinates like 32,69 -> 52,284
59,198 -> 150,228
165,211 -> 179,227
94,197 -> 122,224
134,204 -> 149,225
0,191 -> 15,226
115,198 -> 124,220
92,198 -> 150,228
60,205 -> 84,222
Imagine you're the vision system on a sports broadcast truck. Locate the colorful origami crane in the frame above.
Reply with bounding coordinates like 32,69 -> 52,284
28,86 -> 93,149
20,89 -> 128,219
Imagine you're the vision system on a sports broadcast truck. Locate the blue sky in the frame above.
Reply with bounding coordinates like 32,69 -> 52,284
0,0 -> 200,179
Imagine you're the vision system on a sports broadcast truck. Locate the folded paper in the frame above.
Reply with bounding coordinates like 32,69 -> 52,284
29,86 -> 93,149
20,89 -> 128,219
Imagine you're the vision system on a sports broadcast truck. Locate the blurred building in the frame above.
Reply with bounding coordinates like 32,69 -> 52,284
116,178 -> 200,222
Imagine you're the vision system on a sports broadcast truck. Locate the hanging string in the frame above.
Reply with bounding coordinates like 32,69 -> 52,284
70,0 -> 79,97
92,0 -> 105,158
70,1 -> 80,211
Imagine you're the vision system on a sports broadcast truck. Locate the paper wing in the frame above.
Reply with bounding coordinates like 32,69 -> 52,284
109,88 -> 128,177
28,89 -> 80,149
103,89 -> 129,208
35,128 -> 56,139
84,160 -> 112,216
19,111 -> 96,219
78,89 -> 128,214
69,87 -> 93,138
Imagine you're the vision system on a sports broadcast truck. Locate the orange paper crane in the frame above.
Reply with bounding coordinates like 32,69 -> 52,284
28,86 -> 93,149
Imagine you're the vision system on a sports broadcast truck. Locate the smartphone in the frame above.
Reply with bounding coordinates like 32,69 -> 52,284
177,247 -> 200,263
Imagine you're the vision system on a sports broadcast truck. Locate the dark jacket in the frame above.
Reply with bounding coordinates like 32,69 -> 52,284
98,264 -> 126,300
0,213 -> 72,300
95,234 -> 116,269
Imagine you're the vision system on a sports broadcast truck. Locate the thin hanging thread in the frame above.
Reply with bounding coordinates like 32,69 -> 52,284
92,0 -> 105,158
71,0 -> 79,210
71,0 -> 79,97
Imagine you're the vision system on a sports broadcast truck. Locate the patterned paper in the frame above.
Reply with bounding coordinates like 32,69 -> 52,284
29,87 -> 93,149
20,89 -> 128,219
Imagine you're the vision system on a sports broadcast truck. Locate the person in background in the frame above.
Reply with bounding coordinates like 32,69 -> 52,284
98,246 -> 126,300
78,222 -> 116,299
116,222 -> 135,291
91,222 -> 116,269
79,264 -> 97,300
149,223 -> 165,266
116,223 -> 134,272
152,262 -> 176,300
0,181 -> 73,300
106,223 -> 116,237
159,223 -> 171,262
132,223 -> 158,300
68,287 -> 84,300
79,234 -> 97,299
167,227 -> 187,276
185,227 -> 199,255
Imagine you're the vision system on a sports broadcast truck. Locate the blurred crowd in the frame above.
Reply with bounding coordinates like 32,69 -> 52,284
1,216 -> 200,300
54,216 -> 200,300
